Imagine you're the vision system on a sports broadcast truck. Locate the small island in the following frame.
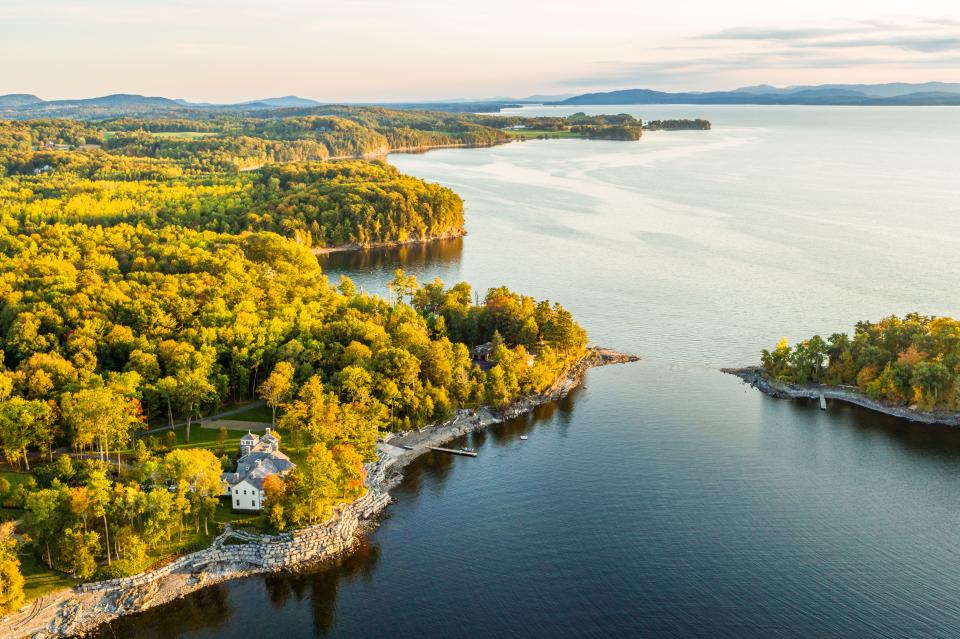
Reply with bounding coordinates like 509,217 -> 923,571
726,313 -> 960,425
501,113 -> 713,141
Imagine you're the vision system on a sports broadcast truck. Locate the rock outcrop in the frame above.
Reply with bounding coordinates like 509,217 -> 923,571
724,366 -> 960,426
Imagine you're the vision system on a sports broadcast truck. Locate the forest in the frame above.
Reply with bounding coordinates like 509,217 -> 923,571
761,314 -> 960,410
0,108 -> 591,608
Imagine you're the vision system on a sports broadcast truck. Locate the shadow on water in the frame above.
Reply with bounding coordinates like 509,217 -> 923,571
91,538 -> 381,639
91,583 -> 233,639
318,237 -> 464,279
764,392 -> 960,464
394,387 -> 581,500
90,389 -> 582,639
88,375 -> 960,639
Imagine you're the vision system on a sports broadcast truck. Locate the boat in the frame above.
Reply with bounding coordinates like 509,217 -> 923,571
401,445 -> 414,450
460,447 -> 476,454
520,435 -> 528,440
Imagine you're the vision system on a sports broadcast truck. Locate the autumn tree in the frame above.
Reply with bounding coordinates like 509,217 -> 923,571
0,521 -> 25,614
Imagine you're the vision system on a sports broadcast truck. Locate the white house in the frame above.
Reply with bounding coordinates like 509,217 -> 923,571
221,428 -> 295,512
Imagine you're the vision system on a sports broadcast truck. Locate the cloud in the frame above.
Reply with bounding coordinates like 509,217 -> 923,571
563,17 -> 960,90
564,50 -> 960,88
792,35 -> 960,53
701,18 -> 960,52
703,25 -> 870,41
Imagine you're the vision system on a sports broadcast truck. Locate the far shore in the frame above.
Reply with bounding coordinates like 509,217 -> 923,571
724,366 -> 960,427
0,347 -> 639,638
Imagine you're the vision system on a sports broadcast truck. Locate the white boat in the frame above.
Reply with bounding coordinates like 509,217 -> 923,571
520,435 -> 528,440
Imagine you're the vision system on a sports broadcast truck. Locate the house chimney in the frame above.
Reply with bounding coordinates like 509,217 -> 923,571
265,427 -> 271,435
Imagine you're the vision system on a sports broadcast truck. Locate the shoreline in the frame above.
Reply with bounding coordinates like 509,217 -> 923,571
723,366 -> 960,426
310,230 -> 465,255
1,347 -> 638,638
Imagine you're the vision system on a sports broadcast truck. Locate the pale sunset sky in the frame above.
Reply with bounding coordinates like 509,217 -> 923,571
2,0 -> 960,102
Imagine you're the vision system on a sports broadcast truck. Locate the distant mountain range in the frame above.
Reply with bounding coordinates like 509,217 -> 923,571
554,83 -> 960,106
3,84 -> 960,120
0,93 -> 325,118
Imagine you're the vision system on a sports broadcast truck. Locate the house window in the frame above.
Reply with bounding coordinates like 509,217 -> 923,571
234,500 -> 239,507
243,490 -> 247,495
251,500 -> 255,508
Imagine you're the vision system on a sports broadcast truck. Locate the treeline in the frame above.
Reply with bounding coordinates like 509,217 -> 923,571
0,153 -> 464,248
0,223 -> 584,465
644,119 -> 712,131
570,125 -> 642,140
761,314 -> 960,410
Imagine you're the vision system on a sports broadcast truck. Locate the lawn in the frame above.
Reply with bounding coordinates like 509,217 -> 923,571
225,403 -> 274,423
1,469 -> 33,491
18,550 -> 78,601
1,470 -> 32,521
134,424 -> 244,453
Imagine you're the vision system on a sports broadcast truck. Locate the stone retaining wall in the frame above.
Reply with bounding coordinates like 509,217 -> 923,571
77,487 -> 391,595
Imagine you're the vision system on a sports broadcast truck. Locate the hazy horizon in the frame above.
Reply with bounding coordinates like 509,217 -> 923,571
3,1 -> 960,103
9,79 -> 960,106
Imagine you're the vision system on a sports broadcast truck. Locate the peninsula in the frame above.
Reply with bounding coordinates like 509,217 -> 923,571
0,101 -> 668,633
0,347 -> 637,638
0,107 -> 710,253
726,313 -> 960,425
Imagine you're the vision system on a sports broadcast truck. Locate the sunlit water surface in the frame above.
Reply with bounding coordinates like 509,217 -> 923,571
97,105 -> 960,638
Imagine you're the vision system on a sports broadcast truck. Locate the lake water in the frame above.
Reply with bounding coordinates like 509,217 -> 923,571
98,106 -> 960,638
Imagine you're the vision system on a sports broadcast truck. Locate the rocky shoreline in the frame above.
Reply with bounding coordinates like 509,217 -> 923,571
1,346 -> 637,639
724,366 -> 960,426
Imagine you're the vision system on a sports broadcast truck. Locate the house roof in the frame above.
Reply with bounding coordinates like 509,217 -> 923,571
261,432 -> 279,445
222,449 -> 295,490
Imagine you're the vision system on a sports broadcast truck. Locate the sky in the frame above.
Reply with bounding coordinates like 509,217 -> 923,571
2,0 -> 960,102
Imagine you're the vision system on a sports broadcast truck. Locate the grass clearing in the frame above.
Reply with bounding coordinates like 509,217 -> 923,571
222,403 -> 274,423
19,551 -> 78,601
1,470 -> 33,491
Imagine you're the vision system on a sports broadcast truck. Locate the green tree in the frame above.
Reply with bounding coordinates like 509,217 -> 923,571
258,361 -> 295,427
175,370 -> 217,443
0,397 -> 53,470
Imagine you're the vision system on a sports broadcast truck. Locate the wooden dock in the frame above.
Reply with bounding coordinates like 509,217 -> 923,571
428,446 -> 477,457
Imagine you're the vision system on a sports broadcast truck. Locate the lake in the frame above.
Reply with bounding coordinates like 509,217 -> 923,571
97,105 -> 960,638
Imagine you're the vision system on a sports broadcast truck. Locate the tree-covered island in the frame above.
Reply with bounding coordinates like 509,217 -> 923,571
729,314 -> 960,420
